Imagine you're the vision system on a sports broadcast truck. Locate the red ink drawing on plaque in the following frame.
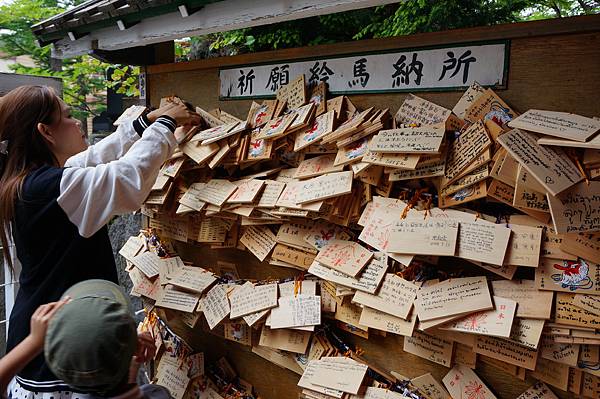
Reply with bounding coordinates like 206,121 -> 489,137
464,380 -> 486,399
253,105 -> 268,125
269,118 -> 283,130
460,313 -> 487,330
551,259 -> 593,291
303,120 -> 321,142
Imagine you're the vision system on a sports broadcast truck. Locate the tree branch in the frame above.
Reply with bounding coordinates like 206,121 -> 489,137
576,0 -> 593,13
62,91 -> 101,117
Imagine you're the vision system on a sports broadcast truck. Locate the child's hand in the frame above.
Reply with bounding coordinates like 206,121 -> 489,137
28,299 -> 69,350
128,332 -> 156,383
134,332 -> 156,363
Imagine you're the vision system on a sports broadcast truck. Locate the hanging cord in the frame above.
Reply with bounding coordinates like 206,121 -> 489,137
401,188 -> 428,219
566,149 -> 589,185
294,272 -> 305,297
422,194 -> 433,219
321,323 -> 425,399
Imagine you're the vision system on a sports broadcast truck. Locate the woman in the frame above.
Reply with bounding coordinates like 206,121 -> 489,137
0,85 -> 199,397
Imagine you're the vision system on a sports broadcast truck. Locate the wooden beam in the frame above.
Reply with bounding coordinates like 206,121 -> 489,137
50,0 -> 401,58
144,13 -> 600,75
0,72 -> 63,96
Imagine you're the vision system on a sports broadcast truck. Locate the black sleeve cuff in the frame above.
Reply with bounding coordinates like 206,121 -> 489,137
132,113 -> 151,136
155,115 -> 177,133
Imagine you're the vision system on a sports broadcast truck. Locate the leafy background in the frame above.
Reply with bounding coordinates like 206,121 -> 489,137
1,0 -> 598,125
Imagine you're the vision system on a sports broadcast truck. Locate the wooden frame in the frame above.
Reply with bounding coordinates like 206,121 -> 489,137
49,0 -> 402,58
146,14 -> 600,75
138,17 -> 600,399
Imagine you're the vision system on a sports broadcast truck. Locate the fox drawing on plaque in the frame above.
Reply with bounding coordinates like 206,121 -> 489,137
252,104 -> 270,126
551,259 -> 593,291
346,138 -> 369,159
249,138 -> 267,157
303,119 -> 322,143
484,100 -> 515,127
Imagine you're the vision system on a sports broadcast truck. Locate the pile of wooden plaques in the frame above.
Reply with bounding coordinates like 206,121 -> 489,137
119,75 -> 600,399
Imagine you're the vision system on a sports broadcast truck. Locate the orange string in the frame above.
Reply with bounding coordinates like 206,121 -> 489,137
567,149 -> 589,185
401,188 -> 428,219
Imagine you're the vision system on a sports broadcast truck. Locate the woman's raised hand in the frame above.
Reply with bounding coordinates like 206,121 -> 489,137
148,101 -> 201,127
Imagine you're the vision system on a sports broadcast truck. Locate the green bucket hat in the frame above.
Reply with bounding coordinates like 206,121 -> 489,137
44,279 -> 137,394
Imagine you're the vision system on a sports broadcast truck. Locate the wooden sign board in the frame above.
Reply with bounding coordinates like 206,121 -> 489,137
296,171 -> 353,204
308,253 -> 387,294
440,164 -> 489,198
474,335 -> 538,370
169,266 -> 216,294
227,179 -> 265,204
201,122 -> 246,145
388,218 -> 459,256
505,224 -> 543,267
334,137 -> 372,167
516,382 -> 560,399
395,94 -> 452,126
463,88 -> 516,126
294,110 -> 335,151
255,180 -> 286,208
456,219 -> 512,266
508,109 -> 600,142
415,277 -> 493,322
314,239 -> 373,277
288,103 -> 315,131
285,74 -> 307,109
369,124 -> 445,154
247,100 -> 276,128
404,330 -> 454,367
363,151 -> 420,170
239,226 -> 277,262
547,181 -> 600,234
491,279 -> 553,319
155,285 -> 199,313
497,128 -> 582,196
535,258 -> 600,295
229,282 -> 278,319
440,296 -> 517,338
256,114 -> 296,140
308,81 -> 327,116
560,233 -> 600,264
352,273 -> 419,319
452,81 -> 485,119
295,154 -> 344,179
200,284 -> 232,330
514,166 -> 550,212
443,364 -> 497,399
444,121 -> 491,184
269,294 -> 321,329
194,179 -> 237,206
359,306 -> 416,337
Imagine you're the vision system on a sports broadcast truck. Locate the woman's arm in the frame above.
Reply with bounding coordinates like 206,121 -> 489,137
0,301 -> 67,395
57,117 -> 178,238
64,114 -> 152,168
56,104 -> 199,238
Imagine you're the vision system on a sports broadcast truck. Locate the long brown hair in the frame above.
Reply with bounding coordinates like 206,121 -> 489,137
0,85 -> 61,271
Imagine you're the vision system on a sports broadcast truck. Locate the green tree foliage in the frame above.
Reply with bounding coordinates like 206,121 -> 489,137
1,0 -> 598,116
109,65 -> 141,97
184,0 -> 599,60
526,0 -> 599,18
0,0 -> 109,121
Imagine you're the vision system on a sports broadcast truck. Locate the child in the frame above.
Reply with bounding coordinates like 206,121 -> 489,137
41,279 -> 170,399
2,279 -> 169,399
0,300 -> 68,396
